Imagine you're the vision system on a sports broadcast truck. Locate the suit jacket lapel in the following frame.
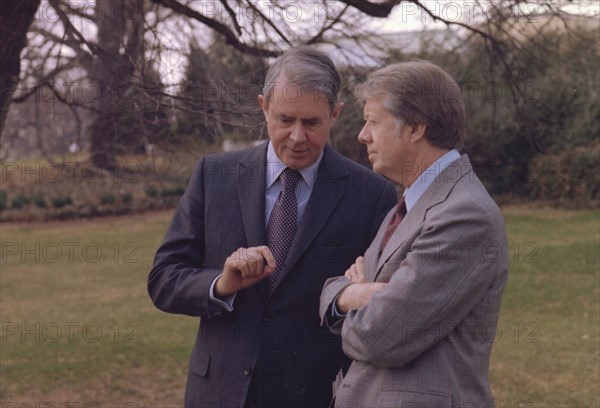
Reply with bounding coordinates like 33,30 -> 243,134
269,145 -> 349,295
363,207 -> 395,282
374,155 -> 474,275
236,142 -> 268,248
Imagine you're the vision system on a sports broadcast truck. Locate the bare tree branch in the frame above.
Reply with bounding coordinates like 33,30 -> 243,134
219,0 -> 242,36
47,0 -> 103,58
148,0 -> 280,57
243,0 -> 291,46
307,4 -> 350,45
340,0 -> 402,18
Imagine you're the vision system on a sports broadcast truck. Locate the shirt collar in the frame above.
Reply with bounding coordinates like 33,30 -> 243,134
266,141 -> 322,188
404,149 -> 461,211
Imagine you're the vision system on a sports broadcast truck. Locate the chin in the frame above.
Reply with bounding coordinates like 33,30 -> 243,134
371,162 -> 383,174
286,155 -> 315,169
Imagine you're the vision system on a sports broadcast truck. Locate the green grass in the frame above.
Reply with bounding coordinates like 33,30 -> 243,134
0,206 -> 599,406
0,211 -> 197,405
490,206 -> 600,408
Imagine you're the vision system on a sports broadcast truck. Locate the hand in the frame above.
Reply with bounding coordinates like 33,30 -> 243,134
215,246 -> 276,297
335,282 -> 387,314
344,256 -> 366,283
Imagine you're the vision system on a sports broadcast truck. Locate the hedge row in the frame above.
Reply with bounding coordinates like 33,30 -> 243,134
0,184 -> 186,222
529,142 -> 599,208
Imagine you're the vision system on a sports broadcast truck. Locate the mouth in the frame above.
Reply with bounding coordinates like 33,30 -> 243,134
289,147 -> 309,154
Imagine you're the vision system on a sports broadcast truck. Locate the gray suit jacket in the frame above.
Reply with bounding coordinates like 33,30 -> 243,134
148,142 -> 396,408
320,155 -> 508,408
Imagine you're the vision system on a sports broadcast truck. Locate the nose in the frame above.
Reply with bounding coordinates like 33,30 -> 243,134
289,123 -> 307,144
357,124 -> 371,144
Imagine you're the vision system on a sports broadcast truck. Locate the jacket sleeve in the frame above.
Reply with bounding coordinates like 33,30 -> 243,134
319,179 -> 396,333
319,276 -> 352,335
147,158 -> 224,319
339,201 -> 506,368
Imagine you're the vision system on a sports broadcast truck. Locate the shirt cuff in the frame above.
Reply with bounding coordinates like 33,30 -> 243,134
209,274 -> 236,312
328,295 -> 346,324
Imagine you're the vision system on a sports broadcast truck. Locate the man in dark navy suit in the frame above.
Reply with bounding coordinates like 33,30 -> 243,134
148,46 -> 396,408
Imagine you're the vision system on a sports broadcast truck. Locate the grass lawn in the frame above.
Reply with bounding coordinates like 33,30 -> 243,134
1,205 -> 598,407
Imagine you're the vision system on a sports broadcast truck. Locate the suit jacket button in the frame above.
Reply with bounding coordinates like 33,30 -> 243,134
244,368 -> 251,376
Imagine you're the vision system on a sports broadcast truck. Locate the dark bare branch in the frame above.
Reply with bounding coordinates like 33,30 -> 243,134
47,0 -> 104,58
219,0 -> 242,36
307,4 -> 350,45
339,0 -> 402,18
149,0 -> 279,57
243,0 -> 291,45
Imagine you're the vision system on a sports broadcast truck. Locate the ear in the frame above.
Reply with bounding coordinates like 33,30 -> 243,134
329,102 -> 345,127
409,123 -> 427,143
258,94 -> 269,119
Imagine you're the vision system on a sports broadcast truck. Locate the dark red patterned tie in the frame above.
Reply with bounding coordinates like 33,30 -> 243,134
381,199 -> 407,251
266,167 -> 302,292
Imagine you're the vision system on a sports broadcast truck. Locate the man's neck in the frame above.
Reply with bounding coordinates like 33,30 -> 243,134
403,147 -> 450,188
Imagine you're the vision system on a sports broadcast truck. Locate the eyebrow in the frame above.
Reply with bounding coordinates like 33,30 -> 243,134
276,113 -> 322,123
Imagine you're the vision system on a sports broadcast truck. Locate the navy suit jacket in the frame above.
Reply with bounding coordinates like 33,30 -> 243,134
148,142 -> 396,408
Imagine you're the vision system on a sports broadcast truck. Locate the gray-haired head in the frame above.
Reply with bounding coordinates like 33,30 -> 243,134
262,45 -> 341,113
355,60 -> 465,149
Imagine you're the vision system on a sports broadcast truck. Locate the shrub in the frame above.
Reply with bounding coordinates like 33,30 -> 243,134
52,196 -> 73,208
0,190 -> 7,210
100,193 -> 117,205
529,141 -> 600,207
144,185 -> 158,197
160,186 -> 185,197
32,194 -> 47,208
121,192 -> 133,203
11,194 -> 30,209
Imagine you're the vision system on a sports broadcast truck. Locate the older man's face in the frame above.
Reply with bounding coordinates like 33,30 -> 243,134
259,81 -> 343,170
358,98 -> 416,186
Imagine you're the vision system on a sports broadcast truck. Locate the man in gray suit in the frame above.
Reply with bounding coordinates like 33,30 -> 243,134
148,46 -> 396,408
320,61 -> 509,407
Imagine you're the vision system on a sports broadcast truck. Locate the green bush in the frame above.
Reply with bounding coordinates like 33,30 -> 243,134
32,194 -> 47,208
144,185 -> 158,197
100,193 -> 117,205
52,196 -> 73,208
11,195 -> 30,209
529,141 -> 600,207
160,186 -> 185,197
0,190 -> 7,210
121,192 -> 133,203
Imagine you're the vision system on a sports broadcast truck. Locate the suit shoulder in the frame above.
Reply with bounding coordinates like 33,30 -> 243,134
202,144 -> 265,163
454,172 -> 502,216
186,145 -> 266,190
189,144 -> 267,173
431,175 -> 505,236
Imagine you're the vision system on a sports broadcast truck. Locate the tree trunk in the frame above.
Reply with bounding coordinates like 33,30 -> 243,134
89,0 -> 144,170
0,0 -> 41,139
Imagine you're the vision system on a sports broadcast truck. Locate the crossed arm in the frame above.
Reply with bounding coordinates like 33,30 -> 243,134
320,203 -> 505,368
335,256 -> 387,313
